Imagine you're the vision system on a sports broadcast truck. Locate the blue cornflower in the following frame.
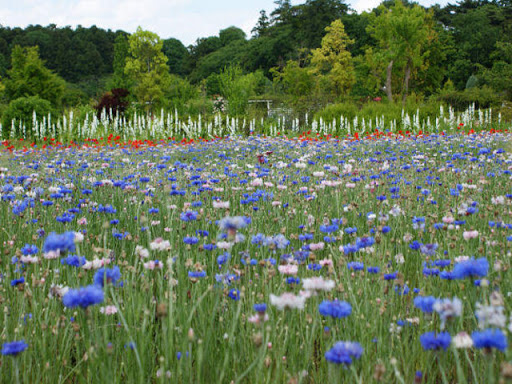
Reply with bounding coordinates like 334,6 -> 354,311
307,263 -> 322,271
420,332 -> 451,351
218,216 -> 250,231
453,257 -> 489,279
356,237 -> 375,249
21,244 -> 38,255
319,300 -> 352,318
384,272 -> 398,280
347,262 -> 364,271
325,341 -> 363,364
254,303 -> 267,313
228,289 -> 240,301
319,224 -> 339,233
61,255 -> 87,268
183,236 -> 199,245
62,285 -> 104,308
343,243 -> 359,254
188,271 -> 206,279
1,341 -> 28,356
472,329 -> 507,351
94,267 -> 121,287
10,277 -> 25,286
420,243 -> 438,256
217,252 -> 230,265
409,241 -> 422,251
367,266 -> 380,274
345,227 -> 357,235
414,296 -> 437,313
43,232 -> 76,253
180,211 -> 198,222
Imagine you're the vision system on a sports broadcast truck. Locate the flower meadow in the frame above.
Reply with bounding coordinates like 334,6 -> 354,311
1,131 -> 512,383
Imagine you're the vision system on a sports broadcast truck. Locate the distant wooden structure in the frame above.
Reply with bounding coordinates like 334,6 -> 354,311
248,99 -> 273,116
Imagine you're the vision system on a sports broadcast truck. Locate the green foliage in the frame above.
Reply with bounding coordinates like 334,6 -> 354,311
219,27 -> 246,47
310,19 -> 355,99
271,60 -> 316,113
162,74 -> 200,114
109,34 -> 132,90
4,45 -> 66,107
365,1 -> 437,103
218,66 -> 262,116
2,96 -> 53,136
162,38 -> 189,77
466,75 -> 479,90
436,85 -> 502,111
125,27 -> 170,111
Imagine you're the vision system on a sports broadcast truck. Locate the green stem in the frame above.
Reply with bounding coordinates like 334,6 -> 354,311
464,350 -> 479,384
110,287 -> 144,384
14,358 -> 20,384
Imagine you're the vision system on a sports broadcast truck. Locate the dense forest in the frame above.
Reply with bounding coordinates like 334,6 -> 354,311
0,0 -> 511,129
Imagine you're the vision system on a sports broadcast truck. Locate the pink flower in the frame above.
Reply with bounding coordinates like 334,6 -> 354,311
144,260 -> 163,270
309,242 -> 324,251
100,305 -> 118,315
278,264 -> 298,275
44,250 -> 60,260
78,217 -> 88,225
463,230 -> 479,240
319,259 -> 333,267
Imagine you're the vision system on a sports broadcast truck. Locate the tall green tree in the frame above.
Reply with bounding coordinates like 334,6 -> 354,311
162,38 -> 189,76
108,33 -> 131,89
4,45 -> 65,107
365,0 -> 436,103
124,27 -> 169,111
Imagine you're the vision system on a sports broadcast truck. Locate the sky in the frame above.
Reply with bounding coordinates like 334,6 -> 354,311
0,0 -> 450,46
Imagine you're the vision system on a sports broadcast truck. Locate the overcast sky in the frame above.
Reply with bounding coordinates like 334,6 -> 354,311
0,0 -> 450,46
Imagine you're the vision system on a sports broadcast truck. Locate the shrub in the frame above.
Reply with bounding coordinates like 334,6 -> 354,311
2,96 -> 53,138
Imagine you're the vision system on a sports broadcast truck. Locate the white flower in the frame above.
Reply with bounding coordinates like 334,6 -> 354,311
216,241 -> 232,249
433,297 -> 462,329
452,332 -> 473,349
213,201 -> 230,209
49,284 -> 69,299
20,255 -> 38,264
74,232 -> 84,243
135,245 -> 149,258
270,293 -> 306,310
302,277 -> 335,292
394,253 -> 405,264
150,238 -> 171,251
475,303 -> 506,329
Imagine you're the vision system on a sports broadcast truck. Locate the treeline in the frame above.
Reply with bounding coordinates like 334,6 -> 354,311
0,0 -> 511,132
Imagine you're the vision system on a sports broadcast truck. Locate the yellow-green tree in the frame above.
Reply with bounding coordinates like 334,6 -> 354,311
310,19 -> 355,99
125,27 -> 170,111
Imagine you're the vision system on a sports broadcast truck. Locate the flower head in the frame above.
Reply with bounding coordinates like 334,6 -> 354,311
420,332 -> 451,351
1,341 -> 28,356
62,285 -> 104,308
325,341 -> 363,364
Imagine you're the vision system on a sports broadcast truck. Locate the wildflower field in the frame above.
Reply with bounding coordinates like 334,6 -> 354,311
2,129 -> 512,383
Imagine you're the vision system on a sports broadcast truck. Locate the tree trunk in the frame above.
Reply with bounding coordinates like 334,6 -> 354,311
380,60 -> 393,102
402,59 -> 412,106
